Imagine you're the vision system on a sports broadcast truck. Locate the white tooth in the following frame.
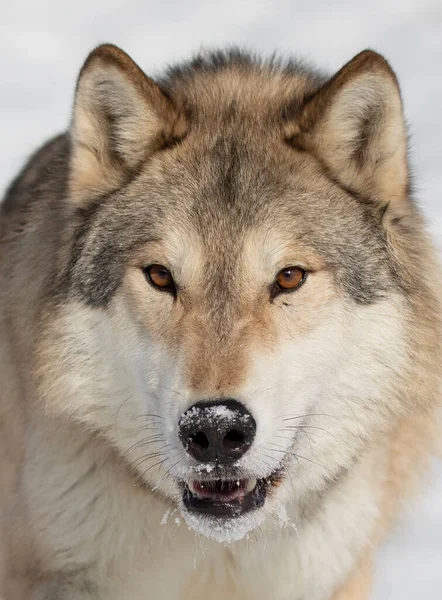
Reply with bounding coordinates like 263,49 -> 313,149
188,481 -> 201,497
245,478 -> 257,493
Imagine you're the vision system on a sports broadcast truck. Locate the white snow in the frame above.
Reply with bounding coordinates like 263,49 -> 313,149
192,462 -> 215,474
207,405 -> 234,420
1,1 -> 441,596
181,503 -> 267,544
180,403 -> 242,426
177,405 -> 200,427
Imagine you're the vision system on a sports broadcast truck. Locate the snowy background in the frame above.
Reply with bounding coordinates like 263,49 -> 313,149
0,1 -> 441,597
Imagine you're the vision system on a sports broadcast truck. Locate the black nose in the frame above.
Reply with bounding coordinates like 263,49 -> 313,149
178,399 -> 256,464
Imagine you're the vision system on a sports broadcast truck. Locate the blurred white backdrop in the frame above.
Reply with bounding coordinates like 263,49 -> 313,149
0,1 -> 441,597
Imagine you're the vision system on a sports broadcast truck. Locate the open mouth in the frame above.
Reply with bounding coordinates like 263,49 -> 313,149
182,476 -> 271,518
178,470 -> 285,542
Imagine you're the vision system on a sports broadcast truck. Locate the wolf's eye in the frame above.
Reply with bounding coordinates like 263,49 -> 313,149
144,264 -> 176,294
273,267 -> 307,295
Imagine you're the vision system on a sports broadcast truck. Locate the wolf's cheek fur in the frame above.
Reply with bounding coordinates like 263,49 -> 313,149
36,300 -> 189,501
36,289 -> 408,508
235,295 -> 408,498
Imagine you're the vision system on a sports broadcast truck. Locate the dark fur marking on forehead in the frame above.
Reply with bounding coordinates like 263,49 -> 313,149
216,136 -> 241,207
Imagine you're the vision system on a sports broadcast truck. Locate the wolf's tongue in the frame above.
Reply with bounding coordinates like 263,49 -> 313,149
189,479 -> 256,502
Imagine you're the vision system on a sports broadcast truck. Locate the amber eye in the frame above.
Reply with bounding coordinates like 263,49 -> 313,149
144,264 -> 176,294
274,266 -> 307,294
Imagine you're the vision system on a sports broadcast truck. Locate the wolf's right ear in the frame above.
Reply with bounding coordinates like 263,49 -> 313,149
285,50 -> 409,209
69,44 -> 185,206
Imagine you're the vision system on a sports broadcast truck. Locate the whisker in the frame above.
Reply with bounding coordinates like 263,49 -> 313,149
282,413 -> 342,423
286,451 -> 332,475
131,451 -> 169,470
251,454 -> 276,475
154,385 -> 185,399
141,453 -> 176,479
157,457 -> 182,489
256,522 -> 267,558
128,413 -> 165,423
164,457 -> 183,478
333,393 -> 358,419
280,424 -> 329,432
266,432 -> 314,455
268,431 -> 313,452
258,452 -> 280,464
274,434 -> 295,442
135,424 -> 162,435
264,440 -> 331,473
124,438 -> 168,458
250,384 -> 285,400
114,394 -> 135,434
281,425 -> 338,443
138,454 -> 181,480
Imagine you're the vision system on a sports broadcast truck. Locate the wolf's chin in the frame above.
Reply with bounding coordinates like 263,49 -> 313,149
180,502 -> 266,543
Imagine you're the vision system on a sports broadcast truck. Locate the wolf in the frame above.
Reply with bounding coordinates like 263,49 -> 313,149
0,43 -> 440,599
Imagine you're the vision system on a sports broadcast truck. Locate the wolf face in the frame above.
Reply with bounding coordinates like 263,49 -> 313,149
35,45 -> 433,543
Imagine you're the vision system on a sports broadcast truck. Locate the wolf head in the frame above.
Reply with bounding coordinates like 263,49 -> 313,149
37,45 -> 440,542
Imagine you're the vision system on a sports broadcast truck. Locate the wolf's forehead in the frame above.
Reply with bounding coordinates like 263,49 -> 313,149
142,145 -> 394,307
151,134 -> 298,231
165,61 -> 324,127
137,136 -> 370,265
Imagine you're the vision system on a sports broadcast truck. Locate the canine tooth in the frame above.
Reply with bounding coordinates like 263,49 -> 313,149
188,481 -> 202,497
245,478 -> 257,493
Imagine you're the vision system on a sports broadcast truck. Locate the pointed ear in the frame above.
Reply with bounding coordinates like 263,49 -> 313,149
69,44 -> 186,206
287,50 -> 409,206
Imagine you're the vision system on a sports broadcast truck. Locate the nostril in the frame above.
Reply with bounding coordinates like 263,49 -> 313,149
223,429 -> 246,450
189,431 -> 209,450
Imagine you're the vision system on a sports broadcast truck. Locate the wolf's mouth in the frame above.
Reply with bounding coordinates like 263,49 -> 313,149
182,476 -> 269,518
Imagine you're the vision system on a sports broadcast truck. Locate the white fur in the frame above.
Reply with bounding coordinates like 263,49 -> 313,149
30,281 -> 407,598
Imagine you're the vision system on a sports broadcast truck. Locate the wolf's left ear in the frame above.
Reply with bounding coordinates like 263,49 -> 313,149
287,50 -> 408,206
69,44 -> 185,206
